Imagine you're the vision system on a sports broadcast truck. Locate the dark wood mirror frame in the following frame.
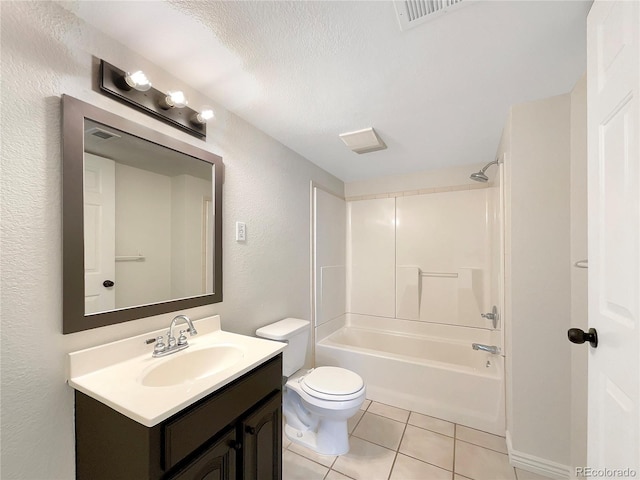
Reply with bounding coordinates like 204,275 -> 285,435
62,95 -> 223,334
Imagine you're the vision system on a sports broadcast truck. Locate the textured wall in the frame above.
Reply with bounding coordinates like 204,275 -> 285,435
569,75 -> 588,476
0,2 -> 342,478
503,93 -> 572,468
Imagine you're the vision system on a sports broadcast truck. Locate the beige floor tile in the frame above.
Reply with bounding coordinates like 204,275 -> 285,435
390,453 -> 452,480
287,441 -> 337,468
408,412 -> 455,437
348,409 -> 364,434
454,475 -> 472,480
515,467 -> 555,480
367,401 -> 410,423
399,424 -> 454,471
456,425 -> 507,454
352,412 -> 406,450
326,470 -> 355,480
360,399 -> 372,411
332,437 -> 396,480
454,440 -> 515,480
283,450 -> 329,480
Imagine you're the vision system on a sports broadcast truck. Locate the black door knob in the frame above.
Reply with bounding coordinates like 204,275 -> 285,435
103,280 -> 115,288
568,328 -> 598,348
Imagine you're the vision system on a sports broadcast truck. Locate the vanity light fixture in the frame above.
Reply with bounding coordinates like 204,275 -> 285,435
98,59 -> 207,139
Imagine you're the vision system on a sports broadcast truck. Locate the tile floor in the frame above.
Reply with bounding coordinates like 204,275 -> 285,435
282,399 -> 552,480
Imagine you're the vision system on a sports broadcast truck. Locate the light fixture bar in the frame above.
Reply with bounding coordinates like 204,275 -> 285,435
98,60 -> 206,139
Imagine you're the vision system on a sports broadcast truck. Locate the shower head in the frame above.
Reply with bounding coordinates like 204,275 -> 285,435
470,158 -> 501,183
470,171 -> 489,183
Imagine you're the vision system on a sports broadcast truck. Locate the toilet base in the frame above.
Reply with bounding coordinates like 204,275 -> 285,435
284,421 -> 350,456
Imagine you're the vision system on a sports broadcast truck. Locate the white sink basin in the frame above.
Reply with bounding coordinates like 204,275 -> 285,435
67,315 -> 286,427
139,345 -> 244,387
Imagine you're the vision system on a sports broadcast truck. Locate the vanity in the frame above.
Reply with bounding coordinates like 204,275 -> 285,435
68,315 -> 286,480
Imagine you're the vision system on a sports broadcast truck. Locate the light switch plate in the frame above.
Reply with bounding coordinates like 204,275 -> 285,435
236,222 -> 246,242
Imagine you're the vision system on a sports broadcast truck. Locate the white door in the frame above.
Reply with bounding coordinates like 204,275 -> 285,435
84,153 -> 116,314
587,0 -> 639,473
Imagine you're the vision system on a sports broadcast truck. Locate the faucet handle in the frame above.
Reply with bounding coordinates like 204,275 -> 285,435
177,330 -> 188,346
153,336 -> 166,354
166,331 -> 176,348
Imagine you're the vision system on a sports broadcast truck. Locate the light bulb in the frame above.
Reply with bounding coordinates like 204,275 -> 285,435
194,107 -> 215,124
123,70 -> 151,91
166,91 -> 188,108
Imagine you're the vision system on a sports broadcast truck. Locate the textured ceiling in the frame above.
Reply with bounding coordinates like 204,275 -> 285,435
64,0 -> 591,182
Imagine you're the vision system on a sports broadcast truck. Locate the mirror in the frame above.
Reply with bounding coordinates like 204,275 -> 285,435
62,95 -> 223,334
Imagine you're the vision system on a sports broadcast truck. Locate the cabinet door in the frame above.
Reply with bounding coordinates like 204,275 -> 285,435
240,391 -> 282,480
170,428 -> 237,480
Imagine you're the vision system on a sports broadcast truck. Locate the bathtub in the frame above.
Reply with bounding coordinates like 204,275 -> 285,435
315,320 -> 505,435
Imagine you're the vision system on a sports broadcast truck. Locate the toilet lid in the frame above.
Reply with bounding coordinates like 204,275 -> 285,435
301,367 -> 364,401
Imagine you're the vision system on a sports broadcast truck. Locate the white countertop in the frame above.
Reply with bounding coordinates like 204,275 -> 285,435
67,315 -> 285,427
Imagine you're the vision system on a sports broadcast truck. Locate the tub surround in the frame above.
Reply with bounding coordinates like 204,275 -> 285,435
312,172 -> 504,437
68,315 -> 285,426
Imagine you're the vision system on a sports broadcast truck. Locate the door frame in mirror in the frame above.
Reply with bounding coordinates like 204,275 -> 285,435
62,95 -> 223,334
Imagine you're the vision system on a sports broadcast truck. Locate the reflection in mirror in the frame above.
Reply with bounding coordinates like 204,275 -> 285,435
83,120 -> 214,314
62,95 -> 223,334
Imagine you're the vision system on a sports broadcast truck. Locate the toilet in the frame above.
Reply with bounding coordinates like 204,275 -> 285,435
256,318 -> 366,455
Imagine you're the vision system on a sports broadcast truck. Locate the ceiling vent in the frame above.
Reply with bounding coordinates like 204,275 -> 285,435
85,126 -> 121,141
394,0 -> 467,31
339,128 -> 387,154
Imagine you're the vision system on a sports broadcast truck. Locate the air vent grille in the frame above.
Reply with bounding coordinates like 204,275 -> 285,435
85,127 -> 121,141
394,0 -> 466,31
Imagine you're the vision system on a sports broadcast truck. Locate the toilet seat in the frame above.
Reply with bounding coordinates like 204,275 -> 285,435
300,367 -> 365,401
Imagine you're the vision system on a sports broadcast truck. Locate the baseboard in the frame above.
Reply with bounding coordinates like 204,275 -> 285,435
506,431 -> 571,479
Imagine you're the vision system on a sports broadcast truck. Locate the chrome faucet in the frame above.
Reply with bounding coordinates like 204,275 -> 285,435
472,343 -> 501,355
152,315 -> 198,357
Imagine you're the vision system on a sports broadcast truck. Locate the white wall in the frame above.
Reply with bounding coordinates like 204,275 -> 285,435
171,174 -> 213,299
115,163 -> 172,308
502,93 -> 573,472
569,75 -> 588,477
497,114 -> 515,448
0,2 -> 343,478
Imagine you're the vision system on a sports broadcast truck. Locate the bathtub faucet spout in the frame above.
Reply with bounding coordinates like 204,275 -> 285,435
472,343 -> 501,355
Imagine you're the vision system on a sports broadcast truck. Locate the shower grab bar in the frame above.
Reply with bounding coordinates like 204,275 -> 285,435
420,272 -> 458,278
115,255 -> 146,262
574,260 -> 588,269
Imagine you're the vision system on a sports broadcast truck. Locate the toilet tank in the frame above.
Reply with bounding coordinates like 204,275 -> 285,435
256,318 -> 310,377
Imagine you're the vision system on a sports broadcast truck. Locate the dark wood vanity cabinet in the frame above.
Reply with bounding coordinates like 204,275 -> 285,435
239,391 -> 282,480
75,354 -> 282,480
170,427 -> 237,480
